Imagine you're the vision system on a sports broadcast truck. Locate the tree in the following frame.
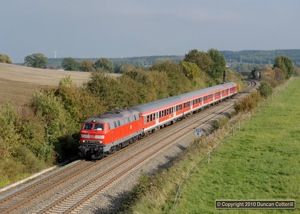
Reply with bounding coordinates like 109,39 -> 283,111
207,49 -> 226,79
0,54 -> 12,64
79,60 -> 95,72
273,56 -> 295,79
180,61 -> 199,80
61,57 -> 79,71
24,53 -> 48,68
183,49 -> 212,74
94,58 -> 114,72
151,61 -> 192,96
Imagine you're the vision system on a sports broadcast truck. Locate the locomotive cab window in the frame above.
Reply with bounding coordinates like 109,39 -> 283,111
94,123 -> 104,131
83,123 -> 93,130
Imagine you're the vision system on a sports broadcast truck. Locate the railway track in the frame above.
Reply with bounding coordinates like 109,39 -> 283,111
0,80 -> 257,213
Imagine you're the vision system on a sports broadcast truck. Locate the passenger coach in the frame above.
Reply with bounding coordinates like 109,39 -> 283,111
131,81 -> 237,134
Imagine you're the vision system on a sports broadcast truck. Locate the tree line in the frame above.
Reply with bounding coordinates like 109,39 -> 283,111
2,49 -> 300,73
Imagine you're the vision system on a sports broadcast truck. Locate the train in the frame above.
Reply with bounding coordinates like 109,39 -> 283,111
79,82 -> 238,159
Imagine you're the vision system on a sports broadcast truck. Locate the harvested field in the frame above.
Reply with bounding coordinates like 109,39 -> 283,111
0,63 -> 92,108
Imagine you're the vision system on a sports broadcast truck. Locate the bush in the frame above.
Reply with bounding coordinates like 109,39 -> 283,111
234,91 -> 261,112
31,90 -> 77,161
0,102 -> 19,159
258,82 -> 273,98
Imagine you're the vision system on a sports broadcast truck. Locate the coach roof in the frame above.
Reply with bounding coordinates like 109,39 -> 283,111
130,82 -> 236,114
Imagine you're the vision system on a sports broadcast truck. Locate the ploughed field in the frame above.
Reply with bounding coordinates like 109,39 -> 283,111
0,63 -> 91,108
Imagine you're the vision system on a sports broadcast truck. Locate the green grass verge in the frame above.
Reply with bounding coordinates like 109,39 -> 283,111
123,78 -> 300,214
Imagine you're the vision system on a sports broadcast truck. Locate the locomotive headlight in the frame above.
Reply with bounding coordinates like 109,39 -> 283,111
81,134 -> 90,138
95,135 -> 105,139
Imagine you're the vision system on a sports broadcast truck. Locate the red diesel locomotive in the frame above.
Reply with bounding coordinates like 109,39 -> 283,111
79,82 -> 238,159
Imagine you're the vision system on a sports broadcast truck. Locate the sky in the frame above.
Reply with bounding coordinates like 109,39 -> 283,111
1,0 -> 299,63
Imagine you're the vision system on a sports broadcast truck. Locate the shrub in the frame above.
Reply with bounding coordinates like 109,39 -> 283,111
31,90 -> 77,161
234,91 -> 261,112
258,82 -> 273,98
0,102 -> 19,159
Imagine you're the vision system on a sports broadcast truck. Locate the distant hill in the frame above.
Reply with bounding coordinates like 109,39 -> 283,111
47,49 -> 300,70
221,49 -> 300,66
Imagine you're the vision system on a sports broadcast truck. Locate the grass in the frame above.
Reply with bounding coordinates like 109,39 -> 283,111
125,78 -> 300,214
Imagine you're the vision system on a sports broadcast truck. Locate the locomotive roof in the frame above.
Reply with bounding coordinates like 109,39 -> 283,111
85,108 -> 140,123
131,82 -> 236,113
